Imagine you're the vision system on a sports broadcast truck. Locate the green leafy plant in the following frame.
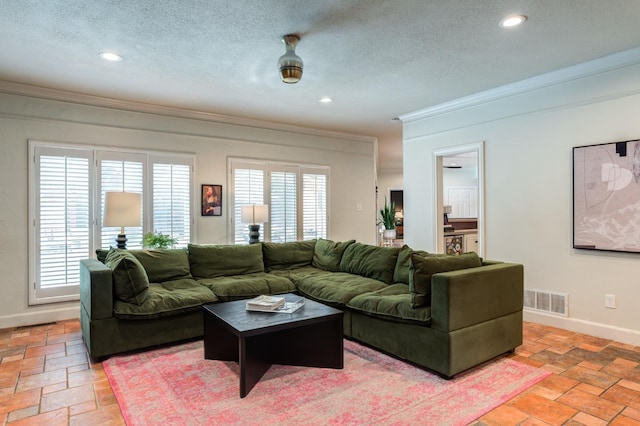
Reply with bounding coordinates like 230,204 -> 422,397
379,197 -> 396,230
142,232 -> 177,249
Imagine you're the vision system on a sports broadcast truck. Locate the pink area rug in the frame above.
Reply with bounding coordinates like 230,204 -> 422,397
104,339 -> 550,426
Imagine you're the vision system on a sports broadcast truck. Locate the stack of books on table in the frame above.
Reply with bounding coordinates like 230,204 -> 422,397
245,295 -> 286,312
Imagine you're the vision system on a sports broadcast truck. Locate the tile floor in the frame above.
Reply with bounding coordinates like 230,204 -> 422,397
0,320 -> 639,425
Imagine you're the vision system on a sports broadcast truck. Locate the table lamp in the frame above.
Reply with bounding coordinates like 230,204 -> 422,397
241,204 -> 269,244
104,191 -> 142,249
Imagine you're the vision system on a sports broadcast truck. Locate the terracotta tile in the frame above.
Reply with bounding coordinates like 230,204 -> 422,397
541,364 -> 568,375
547,345 -> 574,355
44,353 -> 88,372
42,381 -> 67,394
602,384 -> 640,410
613,358 -> 640,369
0,356 -> 45,373
539,373 -> 580,393
479,404 -> 529,425
571,411 -> 609,426
575,382 -> 606,396
623,407 -> 640,422
520,416 -> 555,425
68,367 -> 106,388
23,343 -> 65,359
563,365 -> 618,389
46,331 -> 82,345
67,363 -> 89,374
511,355 -> 545,368
0,347 -> 25,360
578,360 -> 604,371
40,383 -> 94,413
95,386 -> 117,407
0,388 -> 41,415
619,380 -> 640,393
558,388 -> 625,421
15,368 -> 66,392
69,399 -> 97,417
508,393 -> 577,425
530,350 -> 583,370
0,370 -> 19,388
610,415 -> 640,426
529,385 -> 563,400
2,354 -> 25,363
9,334 -> 47,348
65,343 -> 87,356
70,404 -> 125,426
516,340 -> 549,356
7,407 -> 68,426
6,405 -> 39,422
19,367 -> 45,377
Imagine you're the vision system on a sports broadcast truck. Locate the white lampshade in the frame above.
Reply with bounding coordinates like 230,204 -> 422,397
241,204 -> 269,224
104,192 -> 142,228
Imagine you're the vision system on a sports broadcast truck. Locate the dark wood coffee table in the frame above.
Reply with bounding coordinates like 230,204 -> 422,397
202,294 -> 344,398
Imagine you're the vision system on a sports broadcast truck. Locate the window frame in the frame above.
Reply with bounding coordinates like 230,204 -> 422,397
28,140 -> 195,305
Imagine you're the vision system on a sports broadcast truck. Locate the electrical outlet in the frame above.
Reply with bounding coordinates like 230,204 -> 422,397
356,203 -> 362,212
604,294 -> 616,309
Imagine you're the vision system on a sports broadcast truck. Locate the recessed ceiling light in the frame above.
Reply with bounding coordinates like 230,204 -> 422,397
99,51 -> 123,62
499,15 -> 527,28
319,97 -> 333,103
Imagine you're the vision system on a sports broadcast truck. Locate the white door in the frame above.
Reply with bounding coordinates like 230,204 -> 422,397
447,186 -> 477,218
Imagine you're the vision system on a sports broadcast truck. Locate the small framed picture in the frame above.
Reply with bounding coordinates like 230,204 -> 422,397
201,184 -> 222,216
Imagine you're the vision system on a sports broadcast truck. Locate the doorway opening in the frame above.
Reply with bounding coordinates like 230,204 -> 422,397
433,142 -> 484,256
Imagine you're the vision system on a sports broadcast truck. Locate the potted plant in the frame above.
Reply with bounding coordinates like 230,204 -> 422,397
142,232 -> 177,249
379,197 -> 396,242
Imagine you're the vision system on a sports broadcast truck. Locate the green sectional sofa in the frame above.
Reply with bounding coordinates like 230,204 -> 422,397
80,240 -> 523,378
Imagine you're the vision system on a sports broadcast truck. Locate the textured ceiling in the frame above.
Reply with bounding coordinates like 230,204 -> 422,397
1,1 -> 640,170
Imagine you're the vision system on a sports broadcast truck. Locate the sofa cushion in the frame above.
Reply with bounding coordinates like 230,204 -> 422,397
339,243 -> 400,284
130,249 -> 192,283
188,243 -> 264,278
197,272 -> 295,302
262,240 -> 316,271
105,249 -> 149,305
113,279 -> 218,319
393,245 -> 430,285
296,272 -> 388,306
312,239 -> 355,272
410,252 -> 482,308
347,285 -> 432,324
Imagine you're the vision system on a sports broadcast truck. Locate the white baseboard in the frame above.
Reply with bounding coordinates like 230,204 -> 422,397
0,305 -> 79,330
524,310 -> 640,346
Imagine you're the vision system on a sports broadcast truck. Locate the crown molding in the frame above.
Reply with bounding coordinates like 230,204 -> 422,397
0,80 -> 376,144
399,47 -> 640,123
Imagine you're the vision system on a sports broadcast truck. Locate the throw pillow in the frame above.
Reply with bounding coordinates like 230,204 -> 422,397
392,245 -> 430,284
130,249 -> 192,283
409,252 -> 482,308
262,240 -> 317,271
105,249 -> 150,305
312,239 -> 355,272
339,242 -> 400,284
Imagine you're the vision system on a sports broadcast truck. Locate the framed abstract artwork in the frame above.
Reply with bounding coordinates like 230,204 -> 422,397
573,139 -> 640,253
201,184 -> 222,216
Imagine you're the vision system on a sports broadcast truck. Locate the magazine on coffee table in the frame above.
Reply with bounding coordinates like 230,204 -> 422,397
245,295 -> 305,313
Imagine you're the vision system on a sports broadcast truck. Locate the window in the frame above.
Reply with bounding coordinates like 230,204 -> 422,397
29,141 -> 194,305
230,160 -> 328,244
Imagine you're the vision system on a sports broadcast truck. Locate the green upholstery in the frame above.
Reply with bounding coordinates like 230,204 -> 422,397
188,243 -> 264,278
339,243 -> 400,284
347,284 -> 432,324
296,272 -> 388,306
410,252 -> 482,308
113,279 -> 218,319
197,272 -> 295,301
130,249 -> 192,282
105,249 -> 149,305
312,239 -> 355,272
262,240 -> 316,271
393,245 -> 430,284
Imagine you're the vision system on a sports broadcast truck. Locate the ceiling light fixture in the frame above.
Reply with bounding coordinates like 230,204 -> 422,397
278,34 -> 303,84
319,97 -> 332,103
99,51 -> 123,62
499,15 -> 527,28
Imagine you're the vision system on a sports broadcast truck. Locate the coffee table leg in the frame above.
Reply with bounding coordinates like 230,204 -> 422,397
239,337 -> 271,398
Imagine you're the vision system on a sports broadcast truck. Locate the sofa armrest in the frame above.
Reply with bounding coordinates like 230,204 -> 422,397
430,262 -> 523,332
80,258 -> 114,320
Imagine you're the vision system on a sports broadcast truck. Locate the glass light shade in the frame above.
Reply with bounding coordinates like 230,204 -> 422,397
104,192 -> 142,227
278,35 -> 303,84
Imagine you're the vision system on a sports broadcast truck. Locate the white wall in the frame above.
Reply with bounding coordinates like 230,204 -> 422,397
0,86 -> 377,328
402,49 -> 640,345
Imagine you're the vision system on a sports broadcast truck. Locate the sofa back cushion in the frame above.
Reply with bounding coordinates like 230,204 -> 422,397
339,243 -> 400,284
188,243 -> 264,278
393,245 -> 430,284
262,240 -> 317,271
105,249 -> 149,305
312,239 -> 355,272
410,252 -> 482,308
130,249 -> 192,283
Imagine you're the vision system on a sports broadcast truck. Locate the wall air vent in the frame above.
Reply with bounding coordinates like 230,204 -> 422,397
524,289 -> 568,317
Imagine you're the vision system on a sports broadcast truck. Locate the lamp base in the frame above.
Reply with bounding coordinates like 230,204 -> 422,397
248,224 -> 261,244
115,234 -> 128,249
